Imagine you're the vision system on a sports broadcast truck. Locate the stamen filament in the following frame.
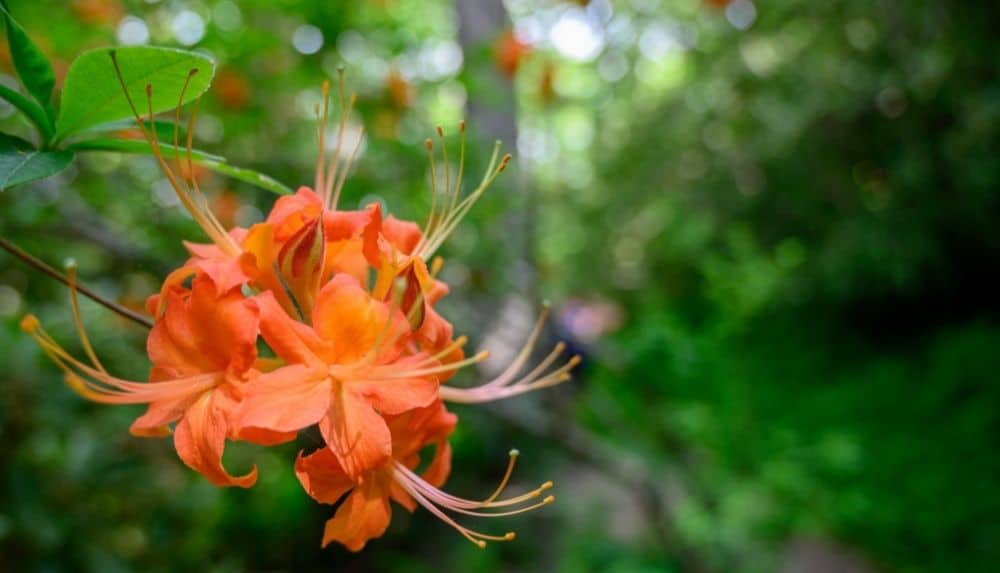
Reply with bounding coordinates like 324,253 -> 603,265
65,261 -> 106,374
370,351 -> 488,379
392,459 -> 552,549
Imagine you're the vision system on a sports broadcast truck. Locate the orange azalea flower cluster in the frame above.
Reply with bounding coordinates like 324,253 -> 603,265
20,77 -> 577,551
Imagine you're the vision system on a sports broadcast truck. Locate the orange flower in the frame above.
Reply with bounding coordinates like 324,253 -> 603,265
296,401 -> 553,551
21,272 -> 275,487
236,273 -> 477,480
19,71 -> 581,550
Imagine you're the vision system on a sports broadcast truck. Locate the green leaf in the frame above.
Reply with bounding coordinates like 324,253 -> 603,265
0,132 -> 73,190
67,117 -> 188,145
54,46 -> 215,143
67,137 -> 224,163
1,5 -> 56,122
0,81 -> 54,141
66,137 -> 292,195
197,159 -> 294,195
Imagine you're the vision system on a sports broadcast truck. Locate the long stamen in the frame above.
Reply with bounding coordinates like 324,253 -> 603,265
173,69 -> 197,182
422,138 -> 440,237
315,80 -> 331,195
438,307 -> 579,404
438,126 -> 450,214
330,124 -> 364,210
370,350 -> 489,380
483,449 -> 518,503
325,69 -> 356,208
20,315 -> 216,404
417,141 -> 511,260
65,261 -> 106,374
391,457 -> 554,548
449,121 -> 466,215
108,53 -> 239,257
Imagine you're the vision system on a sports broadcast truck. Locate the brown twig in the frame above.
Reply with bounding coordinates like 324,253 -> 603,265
0,235 -> 154,329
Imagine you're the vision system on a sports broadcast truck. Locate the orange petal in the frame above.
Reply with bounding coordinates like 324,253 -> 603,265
323,207 -> 378,242
421,440 -> 453,488
129,393 -> 199,437
266,187 -> 323,242
351,367 -> 438,417
311,274 -> 398,364
382,215 -> 422,255
294,447 -> 354,504
320,476 -> 392,551
319,384 -> 392,481
189,255 -> 254,296
147,274 -> 259,377
389,479 -> 417,512
174,391 -> 257,488
256,291 -> 328,366
236,364 -> 330,435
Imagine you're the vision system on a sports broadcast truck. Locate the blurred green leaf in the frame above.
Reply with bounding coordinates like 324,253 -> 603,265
197,159 -> 294,195
0,132 -> 72,190
55,46 -> 215,142
67,137 -> 224,163
66,138 -> 292,195
68,117 -> 188,145
0,82 -> 53,142
0,4 -> 56,122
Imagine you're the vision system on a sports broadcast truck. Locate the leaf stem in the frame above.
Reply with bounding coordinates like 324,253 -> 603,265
0,235 -> 153,329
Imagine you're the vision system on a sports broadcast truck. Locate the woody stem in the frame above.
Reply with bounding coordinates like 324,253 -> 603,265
0,236 -> 154,329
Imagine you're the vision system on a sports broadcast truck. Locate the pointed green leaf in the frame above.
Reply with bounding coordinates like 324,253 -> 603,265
55,46 -> 215,142
68,117 -> 188,144
1,5 -> 56,121
0,132 -> 73,190
0,81 -> 54,141
197,159 -> 294,195
66,137 -> 292,195
67,137 -> 224,163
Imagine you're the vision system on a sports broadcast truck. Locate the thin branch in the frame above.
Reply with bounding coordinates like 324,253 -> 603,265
0,235 -> 154,329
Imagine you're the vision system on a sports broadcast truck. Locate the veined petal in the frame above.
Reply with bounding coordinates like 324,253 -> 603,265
319,383 -> 392,481
174,391 -> 257,488
320,475 -> 392,551
236,364 -> 330,435
295,447 -> 354,504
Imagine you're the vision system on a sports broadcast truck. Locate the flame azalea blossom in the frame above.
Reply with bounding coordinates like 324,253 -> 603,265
296,401 -> 553,551
21,271 -> 273,487
20,70 -> 580,550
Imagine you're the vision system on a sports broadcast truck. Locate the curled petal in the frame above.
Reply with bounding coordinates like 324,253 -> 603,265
321,476 -> 392,551
174,391 -> 257,488
295,447 -> 354,504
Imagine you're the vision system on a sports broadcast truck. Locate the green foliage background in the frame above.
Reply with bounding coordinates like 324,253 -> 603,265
1,1 -> 997,572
